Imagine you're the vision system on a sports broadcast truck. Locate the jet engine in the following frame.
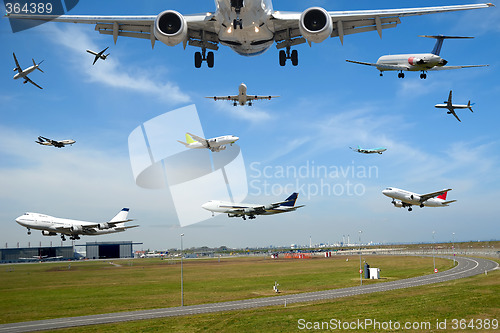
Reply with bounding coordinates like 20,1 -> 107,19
392,200 -> 403,208
70,225 -> 83,233
154,10 -> 188,46
244,208 -> 256,214
408,57 -> 425,66
406,194 -> 421,202
299,7 -> 333,44
98,223 -> 111,230
42,230 -> 57,236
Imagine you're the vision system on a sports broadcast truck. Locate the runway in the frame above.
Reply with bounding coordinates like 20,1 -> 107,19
1,256 -> 497,333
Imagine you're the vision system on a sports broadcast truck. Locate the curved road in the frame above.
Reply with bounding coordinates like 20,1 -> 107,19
1,256 -> 497,333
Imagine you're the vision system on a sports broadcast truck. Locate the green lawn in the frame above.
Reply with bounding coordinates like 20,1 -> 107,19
0,255 -> 451,324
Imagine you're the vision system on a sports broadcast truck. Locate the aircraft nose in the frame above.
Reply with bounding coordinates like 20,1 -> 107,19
382,190 -> 390,197
201,202 -> 211,210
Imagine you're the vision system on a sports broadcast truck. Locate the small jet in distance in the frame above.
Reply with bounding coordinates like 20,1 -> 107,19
36,136 -> 76,148
350,146 -> 387,154
382,187 -> 456,211
177,133 -> 239,152
202,192 -> 304,220
346,35 -> 488,79
86,47 -> 110,65
435,90 -> 474,122
15,208 -> 138,241
206,83 -> 279,106
12,52 -> 44,89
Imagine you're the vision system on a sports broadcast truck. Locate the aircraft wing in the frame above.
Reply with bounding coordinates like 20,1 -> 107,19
428,64 -> 489,71
12,53 -> 22,73
205,96 -> 239,102
246,95 -> 280,101
420,189 -> 452,202
346,60 -> 409,71
449,110 -> 462,122
272,4 -> 493,44
7,13 -> 219,48
24,76 -> 43,89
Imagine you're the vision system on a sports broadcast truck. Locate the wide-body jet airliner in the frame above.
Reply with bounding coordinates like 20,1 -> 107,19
15,208 -> 138,241
382,187 -> 456,211
7,1 -> 494,68
202,192 -> 304,220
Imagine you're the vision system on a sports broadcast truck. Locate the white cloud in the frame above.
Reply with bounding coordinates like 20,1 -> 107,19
210,101 -> 273,123
44,24 -> 190,105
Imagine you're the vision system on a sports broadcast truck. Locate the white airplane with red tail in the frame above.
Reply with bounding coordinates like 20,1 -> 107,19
382,187 -> 456,211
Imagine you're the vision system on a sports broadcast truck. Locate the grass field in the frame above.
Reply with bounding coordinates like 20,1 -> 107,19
0,255 -> 452,325
51,259 -> 498,333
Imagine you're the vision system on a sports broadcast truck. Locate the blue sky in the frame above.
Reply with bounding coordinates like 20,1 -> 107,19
1,0 -> 499,250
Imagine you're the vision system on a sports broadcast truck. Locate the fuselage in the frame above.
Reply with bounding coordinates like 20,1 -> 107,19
15,212 -> 124,235
377,53 -> 446,71
214,0 -> 275,56
238,83 -> 248,105
382,187 -> 449,207
13,65 -> 37,80
358,147 -> 386,154
201,200 -> 293,215
187,135 -> 239,149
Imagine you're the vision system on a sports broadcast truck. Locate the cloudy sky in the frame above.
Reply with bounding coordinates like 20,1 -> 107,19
1,0 -> 499,250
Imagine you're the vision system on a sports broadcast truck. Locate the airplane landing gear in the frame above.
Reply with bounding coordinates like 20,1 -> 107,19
242,215 -> 247,220
248,101 -> 252,106
420,204 -> 425,208
279,47 -> 298,67
194,49 -> 214,68
27,228 -> 31,235
231,0 -> 244,29
61,234 -> 66,241
397,71 -> 405,78
379,72 -> 384,77
249,215 -> 256,220
408,207 -> 413,211
420,73 -> 427,79
233,101 -> 238,106
69,235 -> 81,240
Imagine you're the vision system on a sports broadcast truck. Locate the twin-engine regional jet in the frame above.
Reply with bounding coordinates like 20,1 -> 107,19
350,146 -> 387,154
177,133 -> 239,152
206,83 -> 279,106
86,47 -> 110,65
12,52 -> 44,89
15,208 -> 138,241
382,187 -> 456,211
346,35 -> 489,79
36,136 -> 76,148
202,192 -> 304,220
7,1 -> 494,68
435,90 -> 474,122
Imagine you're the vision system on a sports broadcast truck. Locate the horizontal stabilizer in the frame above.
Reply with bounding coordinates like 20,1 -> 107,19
443,200 -> 457,205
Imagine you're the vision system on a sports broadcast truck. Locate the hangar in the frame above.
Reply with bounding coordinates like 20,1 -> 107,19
85,241 -> 137,259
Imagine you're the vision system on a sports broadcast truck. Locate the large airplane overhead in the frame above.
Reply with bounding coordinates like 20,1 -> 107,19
7,1 -> 494,68
382,188 -> 456,211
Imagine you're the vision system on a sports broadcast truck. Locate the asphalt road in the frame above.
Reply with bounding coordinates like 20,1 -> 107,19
1,256 -> 497,333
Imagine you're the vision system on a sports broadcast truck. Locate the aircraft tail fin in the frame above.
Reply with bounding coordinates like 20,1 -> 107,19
437,192 -> 448,200
185,133 -> 197,144
467,101 -> 474,113
281,193 -> 298,207
419,35 -> 474,56
109,208 -> 130,223
34,59 -> 44,72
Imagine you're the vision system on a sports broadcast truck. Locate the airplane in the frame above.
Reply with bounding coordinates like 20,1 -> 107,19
19,255 -> 64,262
206,83 -> 279,106
12,52 -> 44,89
15,208 -> 138,241
7,2 -> 494,68
434,90 -> 474,122
382,187 -> 456,211
86,47 -> 110,65
36,136 -> 76,148
177,133 -> 239,152
350,146 -> 387,154
346,35 -> 489,79
201,192 -> 304,220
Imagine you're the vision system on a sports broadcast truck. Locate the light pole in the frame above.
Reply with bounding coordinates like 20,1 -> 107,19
359,230 -> 362,286
432,231 -> 436,273
452,232 -> 456,266
180,233 -> 184,306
